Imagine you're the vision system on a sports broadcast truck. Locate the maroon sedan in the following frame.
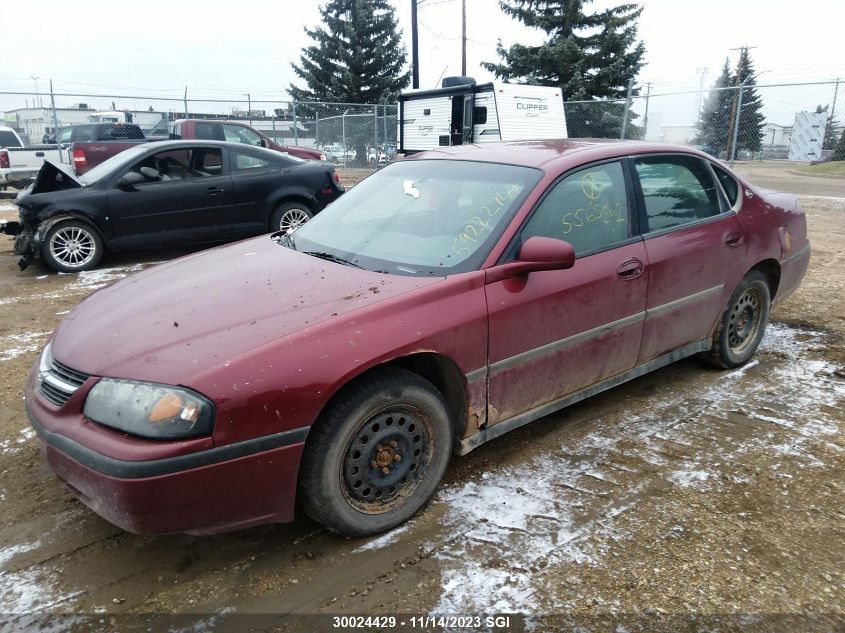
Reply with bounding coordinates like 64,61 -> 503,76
25,140 -> 810,537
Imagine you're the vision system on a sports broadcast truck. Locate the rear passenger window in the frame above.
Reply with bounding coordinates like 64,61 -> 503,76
233,152 -> 271,171
521,161 -> 629,255
711,163 -> 739,206
634,156 -> 721,232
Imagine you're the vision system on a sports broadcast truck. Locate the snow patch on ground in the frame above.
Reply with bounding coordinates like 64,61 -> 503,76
0,331 -> 51,361
431,323 -> 845,615
354,522 -> 414,553
0,428 -> 37,456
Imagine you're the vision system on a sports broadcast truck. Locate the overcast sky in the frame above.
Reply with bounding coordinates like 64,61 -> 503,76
3,0 -> 843,124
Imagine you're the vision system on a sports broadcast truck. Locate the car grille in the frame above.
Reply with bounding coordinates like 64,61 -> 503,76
40,359 -> 91,407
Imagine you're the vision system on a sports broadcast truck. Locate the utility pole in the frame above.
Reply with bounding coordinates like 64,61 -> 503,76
411,0 -> 420,89
461,0 -> 467,76
31,75 -> 40,108
725,46 -> 756,159
829,77 -> 841,147
642,82 -> 652,139
183,86 -> 188,118
246,93 -> 252,126
695,66 -> 709,120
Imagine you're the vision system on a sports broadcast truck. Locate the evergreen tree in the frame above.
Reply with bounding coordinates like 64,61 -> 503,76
731,48 -> 765,155
693,59 -> 733,155
482,0 -> 646,138
815,105 -> 840,151
832,125 -> 845,161
289,0 -> 409,104
289,0 -> 408,165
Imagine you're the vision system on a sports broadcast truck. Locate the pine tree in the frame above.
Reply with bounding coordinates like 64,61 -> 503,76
289,0 -> 409,165
289,0 -> 409,104
832,126 -> 845,161
730,48 -> 765,155
482,0 -> 646,138
693,59 -> 734,155
815,105 -> 840,151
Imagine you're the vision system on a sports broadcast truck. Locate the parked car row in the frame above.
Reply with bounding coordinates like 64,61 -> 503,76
20,139 -> 809,538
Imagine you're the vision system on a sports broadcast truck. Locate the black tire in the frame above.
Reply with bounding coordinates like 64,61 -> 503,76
702,270 -> 771,369
298,368 -> 453,537
270,202 -> 313,234
41,219 -> 104,273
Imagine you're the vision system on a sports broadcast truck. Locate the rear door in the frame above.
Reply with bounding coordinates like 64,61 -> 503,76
485,160 -> 647,426
632,153 -> 748,363
108,146 -> 236,246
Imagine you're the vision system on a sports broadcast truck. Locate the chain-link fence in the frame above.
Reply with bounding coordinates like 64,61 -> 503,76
1,79 -> 842,171
567,79 -> 844,164
0,89 -> 398,170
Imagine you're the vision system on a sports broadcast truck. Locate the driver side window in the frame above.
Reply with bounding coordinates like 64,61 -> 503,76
126,148 -> 223,183
223,124 -> 263,146
521,161 -> 630,255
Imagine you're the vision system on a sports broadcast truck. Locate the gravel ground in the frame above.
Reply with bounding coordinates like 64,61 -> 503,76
0,166 -> 843,632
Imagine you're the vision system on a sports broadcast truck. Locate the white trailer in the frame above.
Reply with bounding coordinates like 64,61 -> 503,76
398,77 -> 567,154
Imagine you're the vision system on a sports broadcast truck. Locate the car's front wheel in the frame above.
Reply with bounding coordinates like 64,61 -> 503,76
702,270 -> 771,368
298,368 -> 453,537
42,219 -> 103,273
271,202 -> 313,234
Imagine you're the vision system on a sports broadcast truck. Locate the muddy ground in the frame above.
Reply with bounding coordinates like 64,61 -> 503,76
0,165 -> 843,632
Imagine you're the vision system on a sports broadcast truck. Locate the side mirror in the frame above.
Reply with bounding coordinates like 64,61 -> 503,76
485,236 -> 575,284
259,138 -> 268,148
117,171 -> 147,188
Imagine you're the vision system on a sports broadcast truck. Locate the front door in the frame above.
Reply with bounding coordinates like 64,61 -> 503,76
450,94 -> 474,145
108,147 -> 235,247
486,160 -> 647,425
632,154 -> 748,363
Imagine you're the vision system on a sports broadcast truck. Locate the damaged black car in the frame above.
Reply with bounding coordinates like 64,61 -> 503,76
7,140 -> 344,272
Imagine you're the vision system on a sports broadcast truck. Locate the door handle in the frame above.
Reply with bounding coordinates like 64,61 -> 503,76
724,232 -> 745,247
35,152 -> 45,157
206,186 -> 224,195
617,258 -> 645,280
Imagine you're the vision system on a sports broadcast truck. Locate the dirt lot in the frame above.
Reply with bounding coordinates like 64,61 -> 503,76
0,165 -> 843,632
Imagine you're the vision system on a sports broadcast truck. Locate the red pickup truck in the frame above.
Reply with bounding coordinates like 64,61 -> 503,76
169,120 -> 325,161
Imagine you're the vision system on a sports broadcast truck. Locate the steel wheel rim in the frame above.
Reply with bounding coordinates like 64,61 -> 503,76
340,405 -> 433,515
279,208 -> 311,233
49,226 -> 96,268
727,287 -> 763,355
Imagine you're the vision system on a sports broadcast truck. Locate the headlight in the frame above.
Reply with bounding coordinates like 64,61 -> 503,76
83,378 -> 215,439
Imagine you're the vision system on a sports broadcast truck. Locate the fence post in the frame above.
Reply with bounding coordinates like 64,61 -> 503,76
342,110 -> 347,166
292,100 -> 299,146
620,78 -> 634,139
315,111 -> 320,149
49,79 -> 62,162
183,86 -> 188,118
383,104 -> 387,145
729,84 -> 745,167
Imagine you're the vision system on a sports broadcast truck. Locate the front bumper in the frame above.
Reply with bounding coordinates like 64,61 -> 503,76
26,378 -> 308,535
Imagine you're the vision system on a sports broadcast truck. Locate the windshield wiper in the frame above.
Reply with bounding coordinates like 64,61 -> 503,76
304,251 -> 363,268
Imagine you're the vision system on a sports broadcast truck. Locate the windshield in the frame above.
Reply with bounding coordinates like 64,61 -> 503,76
77,146 -> 149,185
291,159 -> 540,276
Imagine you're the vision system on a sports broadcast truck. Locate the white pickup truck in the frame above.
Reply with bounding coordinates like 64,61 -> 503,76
0,126 -> 65,190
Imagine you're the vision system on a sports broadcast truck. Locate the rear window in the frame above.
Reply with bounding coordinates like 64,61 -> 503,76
97,125 -> 144,141
195,123 -> 224,141
711,163 -> 739,206
0,130 -> 22,148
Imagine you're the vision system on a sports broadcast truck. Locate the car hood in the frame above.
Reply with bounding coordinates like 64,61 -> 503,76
51,236 -> 440,384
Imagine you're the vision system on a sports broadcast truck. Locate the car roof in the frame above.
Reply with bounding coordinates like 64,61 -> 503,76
410,139 -> 715,170
136,139 -> 278,155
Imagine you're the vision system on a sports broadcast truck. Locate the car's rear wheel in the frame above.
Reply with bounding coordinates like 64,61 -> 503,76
702,270 -> 771,368
271,202 -> 313,234
298,368 -> 453,537
42,220 -> 103,273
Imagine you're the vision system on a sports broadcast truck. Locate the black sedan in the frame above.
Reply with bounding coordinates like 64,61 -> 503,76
7,140 -> 344,272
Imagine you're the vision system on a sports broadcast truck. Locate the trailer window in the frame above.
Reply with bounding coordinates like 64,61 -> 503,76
473,107 -> 487,125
